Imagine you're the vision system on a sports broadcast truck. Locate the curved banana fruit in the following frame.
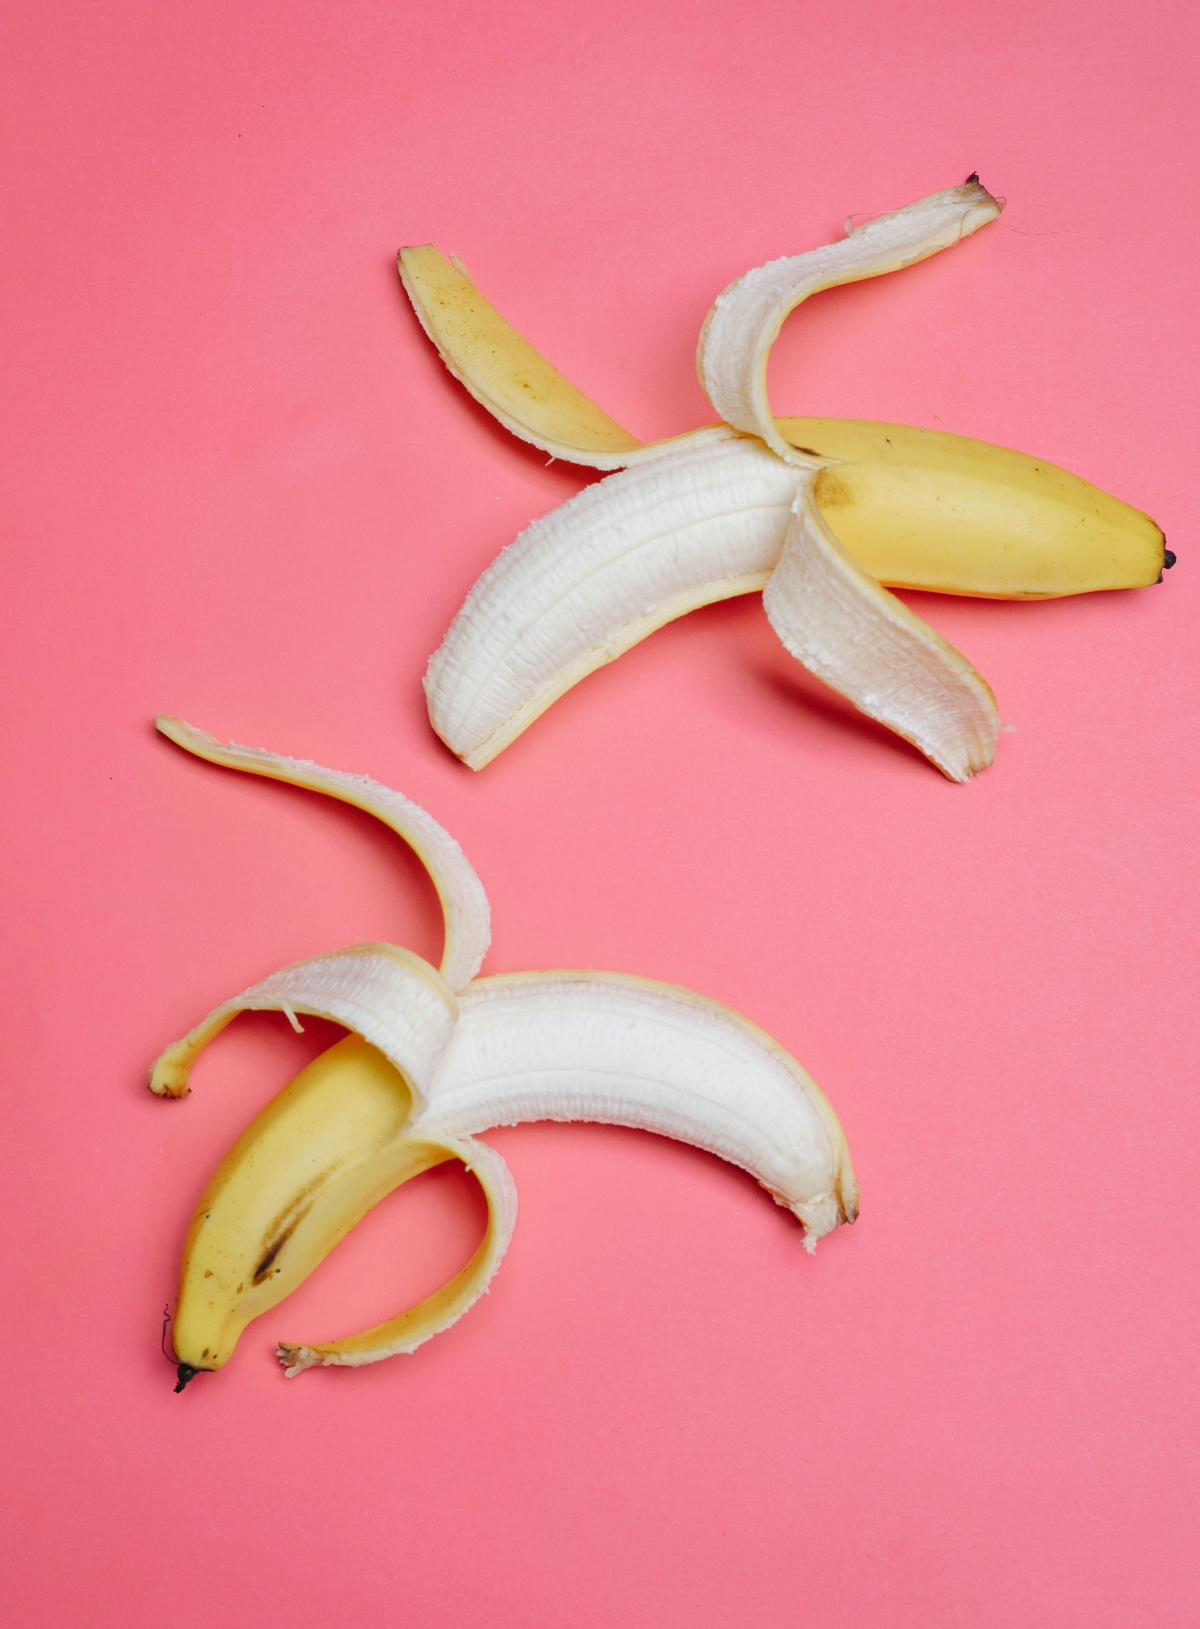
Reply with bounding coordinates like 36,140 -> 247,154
402,179 -> 1167,780
153,721 -> 855,1385
424,419 -> 1161,772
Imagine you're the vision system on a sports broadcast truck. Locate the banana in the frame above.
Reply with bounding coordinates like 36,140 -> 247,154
402,180 -> 1168,779
152,721 -> 855,1384
423,419 -> 1162,773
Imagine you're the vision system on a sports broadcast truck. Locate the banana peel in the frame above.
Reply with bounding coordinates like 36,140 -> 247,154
399,244 -> 729,470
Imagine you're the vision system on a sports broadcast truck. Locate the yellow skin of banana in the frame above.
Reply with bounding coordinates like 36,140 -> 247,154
172,1029 -> 515,1383
398,243 -> 1165,596
775,417 -> 1163,598
172,1036 -> 435,1374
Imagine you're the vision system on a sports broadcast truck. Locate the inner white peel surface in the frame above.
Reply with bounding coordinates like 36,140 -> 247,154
277,1129 -> 518,1374
149,943 -> 459,1107
763,481 -> 999,780
697,178 -> 1003,467
155,717 -> 490,989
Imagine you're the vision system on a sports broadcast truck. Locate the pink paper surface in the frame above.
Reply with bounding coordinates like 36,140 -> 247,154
3,2 -> 1197,1623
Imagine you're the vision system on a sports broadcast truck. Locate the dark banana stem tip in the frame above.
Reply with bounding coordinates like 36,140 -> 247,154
174,1363 -> 199,1394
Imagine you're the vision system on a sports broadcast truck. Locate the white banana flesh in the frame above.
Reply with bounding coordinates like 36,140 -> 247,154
425,431 -> 799,768
153,725 -> 855,1382
697,177 -> 1003,468
763,480 -> 1000,782
415,972 -> 857,1246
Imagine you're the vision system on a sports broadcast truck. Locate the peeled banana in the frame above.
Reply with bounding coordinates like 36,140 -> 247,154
425,430 -> 789,769
402,178 -> 1167,780
153,720 -> 855,1385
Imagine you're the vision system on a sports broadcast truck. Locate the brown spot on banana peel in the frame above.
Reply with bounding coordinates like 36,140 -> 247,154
252,1224 -> 298,1286
243,1162 -> 344,1288
813,470 -> 855,510
261,1164 -> 341,1246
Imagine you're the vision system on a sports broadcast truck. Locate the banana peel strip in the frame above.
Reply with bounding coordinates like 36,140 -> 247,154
763,480 -> 1000,781
155,716 -> 490,990
276,1131 -> 517,1374
696,178 -> 1003,468
149,942 -> 458,1105
398,244 -> 729,470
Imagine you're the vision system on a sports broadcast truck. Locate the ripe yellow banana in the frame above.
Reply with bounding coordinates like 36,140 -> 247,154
153,721 -> 855,1386
401,178 -> 1168,780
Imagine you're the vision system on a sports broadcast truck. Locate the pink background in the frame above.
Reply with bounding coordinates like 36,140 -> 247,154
3,2 -> 1197,1623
